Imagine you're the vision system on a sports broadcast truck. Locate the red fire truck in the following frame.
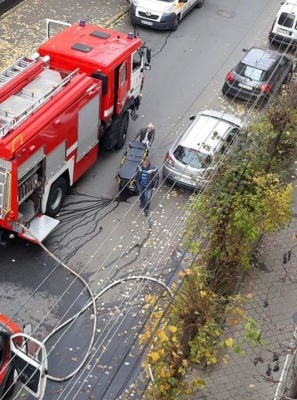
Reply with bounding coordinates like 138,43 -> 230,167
0,313 -> 47,399
0,20 -> 151,242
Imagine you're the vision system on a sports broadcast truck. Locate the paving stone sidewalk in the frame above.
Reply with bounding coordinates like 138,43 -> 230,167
185,170 -> 297,399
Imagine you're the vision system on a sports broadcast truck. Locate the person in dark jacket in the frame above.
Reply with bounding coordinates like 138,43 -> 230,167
136,157 -> 159,216
133,123 -> 155,147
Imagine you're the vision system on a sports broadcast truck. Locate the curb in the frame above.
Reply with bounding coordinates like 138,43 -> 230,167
103,7 -> 130,28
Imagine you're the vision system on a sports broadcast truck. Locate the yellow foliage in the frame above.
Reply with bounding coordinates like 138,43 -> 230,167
234,307 -> 245,316
182,359 -> 188,367
159,367 -> 170,378
159,383 -> 170,392
206,355 -> 217,364
168,325 -> 178,333
157,330 -> 169,343
222,355 -> 229,364
178,268 -> 192,278
192,378 -> 206,389
171,335 -> 178,343
225,337 -> 234,348
154,311 -> 164,320
149,351 -> 161,362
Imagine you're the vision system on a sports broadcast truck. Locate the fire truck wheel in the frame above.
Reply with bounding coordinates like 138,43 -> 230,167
115,112 -> 129,149
4,370 -> 15,398
46,177 -> 67,217
196,0 -> 204,8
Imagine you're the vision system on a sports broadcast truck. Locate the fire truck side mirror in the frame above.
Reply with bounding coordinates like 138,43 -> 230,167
23,323 -> 33,336
10,333 -> 48,399
146,48 -> 151,65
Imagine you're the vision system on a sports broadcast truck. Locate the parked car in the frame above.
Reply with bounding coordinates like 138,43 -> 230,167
163,110 -> 244,191
269,1 -> 297,46
222,47 -> 294,105
129,0 -> 204,31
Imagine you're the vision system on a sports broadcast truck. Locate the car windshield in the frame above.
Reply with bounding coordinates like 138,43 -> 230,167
278,12 -> 295,28
173,146 -> 212,169
236,62 -> 266,82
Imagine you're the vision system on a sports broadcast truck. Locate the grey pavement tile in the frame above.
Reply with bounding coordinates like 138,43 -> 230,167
190,217 -> 297,399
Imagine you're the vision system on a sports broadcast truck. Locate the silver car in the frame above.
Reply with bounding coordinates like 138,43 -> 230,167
163,110 -> 245,190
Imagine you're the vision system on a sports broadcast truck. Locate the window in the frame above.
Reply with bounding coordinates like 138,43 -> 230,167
236,63 -> 266,82
278,12 -> 294,28
279,57 -> 288,68
120,63 -> 127,87
132,52 -> 142,72
173,146 -> 212,169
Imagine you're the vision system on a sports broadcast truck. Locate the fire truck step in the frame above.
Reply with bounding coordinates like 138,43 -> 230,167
18,214 -> 60,242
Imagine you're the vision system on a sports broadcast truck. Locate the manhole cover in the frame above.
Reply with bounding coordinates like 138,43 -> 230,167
217,10 -> 235,18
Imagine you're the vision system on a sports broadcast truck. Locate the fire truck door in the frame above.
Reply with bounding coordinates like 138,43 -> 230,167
10,333 -> 47,399
116,62 -> 129,115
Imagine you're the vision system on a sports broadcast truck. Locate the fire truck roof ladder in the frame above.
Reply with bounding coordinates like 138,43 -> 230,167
0,67 -> 79,139
0,54 -> 40,88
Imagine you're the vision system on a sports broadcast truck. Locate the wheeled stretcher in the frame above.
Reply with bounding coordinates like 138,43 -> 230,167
115,141 -> 149,193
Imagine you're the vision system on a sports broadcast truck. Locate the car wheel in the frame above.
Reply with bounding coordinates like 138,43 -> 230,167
172,16 -> 180,31
115,111 -> 129,149
284,70 -> 293,84
46,177 -> 67,217
196,0 -> 204,8
222,83 -> 229,96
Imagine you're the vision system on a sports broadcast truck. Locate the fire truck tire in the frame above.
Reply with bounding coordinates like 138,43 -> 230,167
46,177 -> 67,217
115,112 -> 129,149
4,370 -> 15,398
196,0 -> 204,8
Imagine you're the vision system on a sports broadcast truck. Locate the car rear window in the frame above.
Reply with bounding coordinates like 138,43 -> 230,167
278,12 -> 295,28
173,146 -> 212,169
235,62 -> 266,82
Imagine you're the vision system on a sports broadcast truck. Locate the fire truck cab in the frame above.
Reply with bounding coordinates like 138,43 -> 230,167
0,21 -> 150,242
38,20 -> 151,150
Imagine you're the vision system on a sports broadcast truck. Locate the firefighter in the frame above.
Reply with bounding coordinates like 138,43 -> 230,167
136,157 -> 159,216
133,123 -> 155,147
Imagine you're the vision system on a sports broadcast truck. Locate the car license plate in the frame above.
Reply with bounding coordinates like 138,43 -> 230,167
141,20 -> 153,26
238,83 -> 252,90
278,28 -> 289,35
176,176 -> 194,185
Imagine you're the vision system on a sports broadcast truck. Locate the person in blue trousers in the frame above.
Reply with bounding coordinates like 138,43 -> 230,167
136,157 -> 159,216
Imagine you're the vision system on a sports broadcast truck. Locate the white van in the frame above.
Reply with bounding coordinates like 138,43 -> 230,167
129,0 -> 204,31
269,1 -> 297,46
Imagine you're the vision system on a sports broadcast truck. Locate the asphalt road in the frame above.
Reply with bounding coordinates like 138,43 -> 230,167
0,0 -> 286,399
